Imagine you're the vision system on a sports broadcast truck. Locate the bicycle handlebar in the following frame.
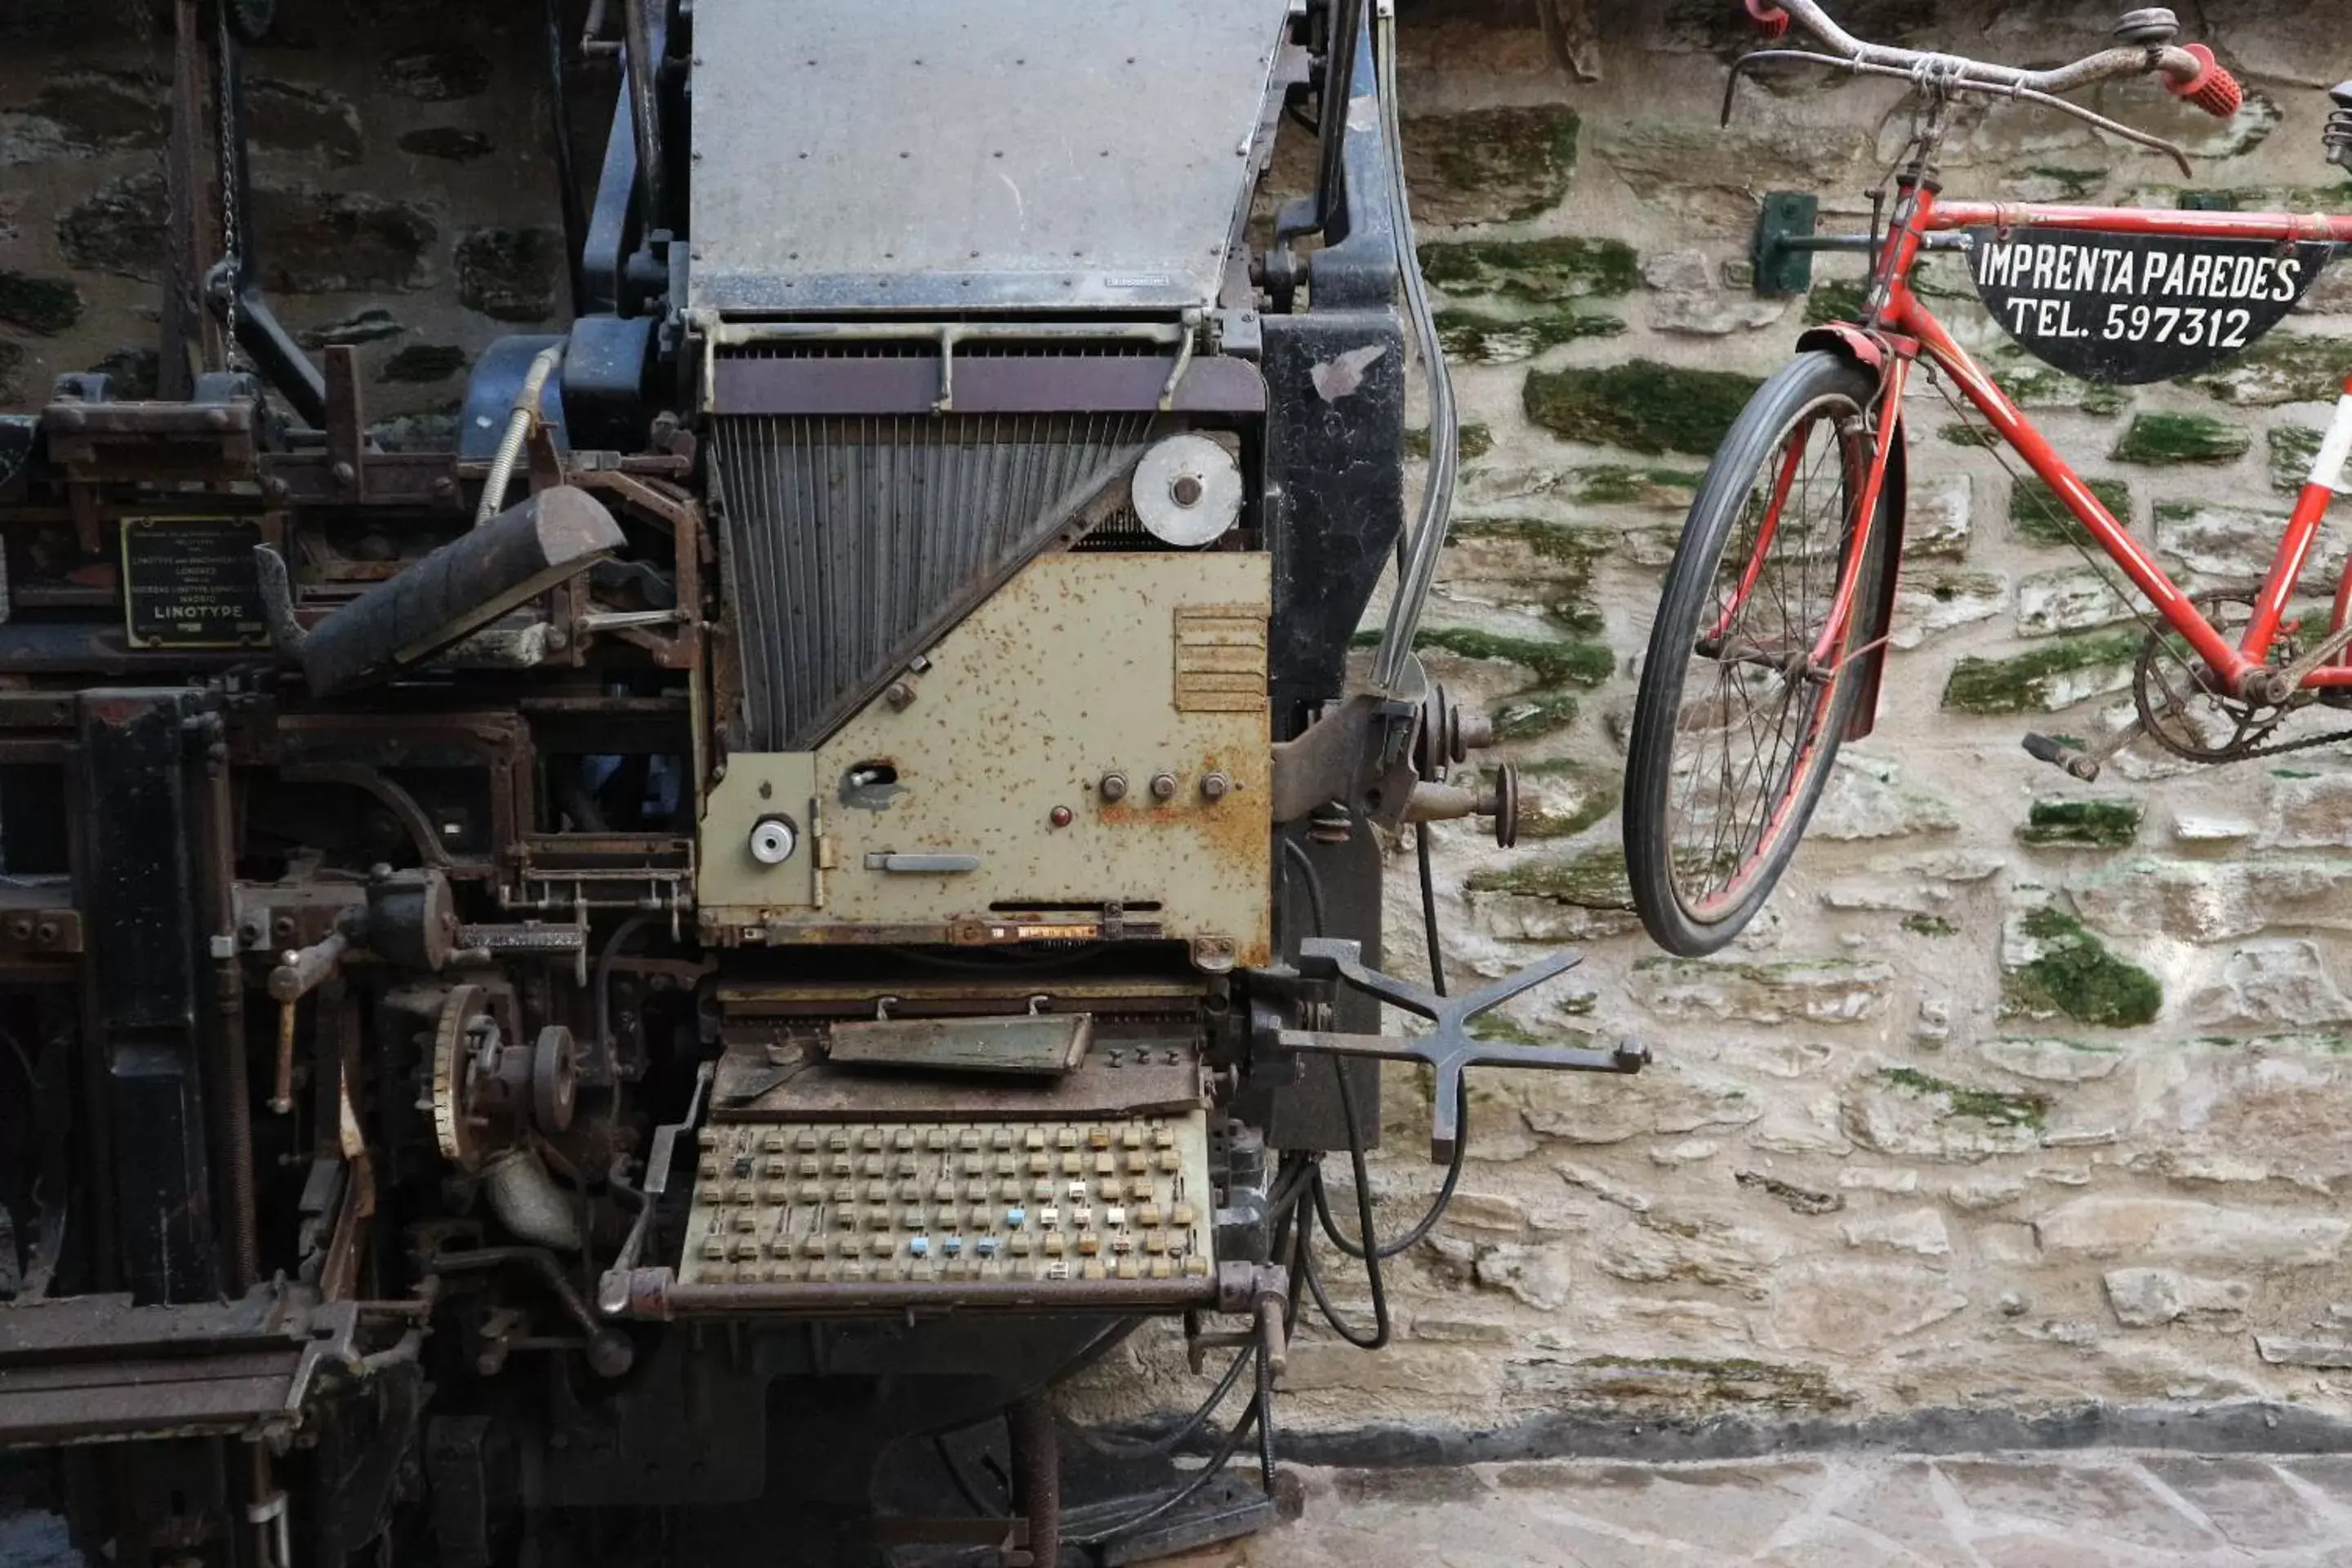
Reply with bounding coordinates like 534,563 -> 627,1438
1766,0 -> 2241,118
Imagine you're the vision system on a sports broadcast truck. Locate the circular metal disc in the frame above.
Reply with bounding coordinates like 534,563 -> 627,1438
1133,434 -> 1241,548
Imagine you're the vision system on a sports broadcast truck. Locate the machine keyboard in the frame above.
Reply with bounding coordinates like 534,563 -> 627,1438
679,1111 -> 1214,1288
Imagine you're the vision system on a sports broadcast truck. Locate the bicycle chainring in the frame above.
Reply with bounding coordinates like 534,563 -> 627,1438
2132,590 -> 2301,763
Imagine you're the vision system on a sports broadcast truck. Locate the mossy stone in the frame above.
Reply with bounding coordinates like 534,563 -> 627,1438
1878,1067 -> 2048,1129
1402,107 -> 1580,226
1421,236 -> 1635,305
454,226 -> 561,323
1940,421 -> 2000,449
2184,332 -> 2347,407
378,343 -> 467,384
1987,351 -> 2130,417
1514,760 -> 1620,841
2110,412 -> 2251,466
1400,625 -> 1614,688
1466,845 -> 1631,906
1900,914 -> 1958,937
2009,475 -> 2132,546
2270,425 -> 2323,496
1524,360 -> 1762,457
1436,308 -> 1623,365
1803,281 -> 1865,326
1405,421 -> 1492,461
2016,799 -> 2142,849
2001,906 -> 2162,1028
0,271 -> 82,336
1493,692 -> 1581,742
2017,166 -> 2105,202
1941,631 -> 2141,715
1574,465 -> 1703,510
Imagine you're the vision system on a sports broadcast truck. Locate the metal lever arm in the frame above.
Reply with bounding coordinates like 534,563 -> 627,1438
1276,938 -> 1647,1162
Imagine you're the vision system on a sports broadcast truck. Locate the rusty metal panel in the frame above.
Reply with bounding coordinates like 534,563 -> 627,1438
698,552 -> 1273,966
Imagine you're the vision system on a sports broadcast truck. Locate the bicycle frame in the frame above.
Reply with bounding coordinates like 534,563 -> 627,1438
1826,185 -> 2352,697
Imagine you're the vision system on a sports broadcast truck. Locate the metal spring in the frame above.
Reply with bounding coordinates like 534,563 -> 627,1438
2328,107 -> 2352,168
1306,804 -> 1353,844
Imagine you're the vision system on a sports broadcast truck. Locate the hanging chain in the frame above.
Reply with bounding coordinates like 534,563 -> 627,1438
215,0 -> 242,375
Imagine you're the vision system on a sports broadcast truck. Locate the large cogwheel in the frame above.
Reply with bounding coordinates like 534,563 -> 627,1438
429,984 -> 492,1170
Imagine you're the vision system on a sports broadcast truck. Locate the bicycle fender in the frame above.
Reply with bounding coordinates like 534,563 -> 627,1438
1844,418 -> 1906,742
1795,323 -> 1886,370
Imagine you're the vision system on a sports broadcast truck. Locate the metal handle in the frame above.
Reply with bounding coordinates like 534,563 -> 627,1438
862,852 -> 981,874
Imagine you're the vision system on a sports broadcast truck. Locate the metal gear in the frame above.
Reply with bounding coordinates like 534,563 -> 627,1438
532,1026 -> 579,1134
429,984 -> 494,1170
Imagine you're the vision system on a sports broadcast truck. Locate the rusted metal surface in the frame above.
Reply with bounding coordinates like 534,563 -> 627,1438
826,1013 -> 1093,1075
0,1288 -> 360,1447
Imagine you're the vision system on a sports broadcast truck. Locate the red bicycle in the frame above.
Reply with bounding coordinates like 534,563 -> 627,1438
1623,0 -> 2352,957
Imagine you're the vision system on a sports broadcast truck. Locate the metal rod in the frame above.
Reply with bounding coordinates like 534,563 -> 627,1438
620,0 -> 666,233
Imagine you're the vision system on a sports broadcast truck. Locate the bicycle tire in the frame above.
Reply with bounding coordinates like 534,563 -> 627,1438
1624,351 -> 1893,956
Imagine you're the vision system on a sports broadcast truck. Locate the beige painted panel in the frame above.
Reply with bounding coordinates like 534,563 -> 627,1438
701,551 -> 1273,964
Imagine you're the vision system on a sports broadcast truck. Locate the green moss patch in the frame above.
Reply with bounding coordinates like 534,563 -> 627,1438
1437,308 -> 1623,364
2002,906 -> 2162,1028
2184,332 -> 2348,408
2010,475 -> 2132,546
2017,799 -> 2142,849
2270,424 -> 2324,496
1405,421 -> 1493,461
1940,421 -> 2000,448
2110,412 -> 2251,466
1419,234 -> 1634,305
1493,692 -> 1581,742
1941,631 -> 2141,715
1804,281 -> 1866,326
1987,351 -> 2130,417
1900,914 -> 1958,937
0,270 -> 82,336
1880,1066 -> 2050,1129
1466,845 -> 1629,906
1403,106 -> 1581,226
1575,464 -> 1704,509
1525,360 -> 1763,456
1515,760 -> 1620,841
378,343 -> 466,383
1356,625 -> 1615,688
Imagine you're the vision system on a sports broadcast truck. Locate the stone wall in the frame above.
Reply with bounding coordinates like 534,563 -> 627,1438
1079,0 -> 2352,1442
0,1 -> 571,445
11,0 -> 2352,1450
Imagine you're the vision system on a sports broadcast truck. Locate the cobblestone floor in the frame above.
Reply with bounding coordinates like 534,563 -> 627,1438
1163,1452 -> 2352,1568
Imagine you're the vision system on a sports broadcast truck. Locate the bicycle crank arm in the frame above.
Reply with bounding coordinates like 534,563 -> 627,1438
1277,938 -> 1650,1162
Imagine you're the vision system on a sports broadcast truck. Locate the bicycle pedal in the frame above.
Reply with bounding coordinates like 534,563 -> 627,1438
2021,732 -> 2100,782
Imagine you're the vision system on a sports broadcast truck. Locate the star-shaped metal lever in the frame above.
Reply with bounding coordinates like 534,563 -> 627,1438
1277,938 -> 1648,1163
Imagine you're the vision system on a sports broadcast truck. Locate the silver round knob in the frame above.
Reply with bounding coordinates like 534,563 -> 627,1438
749,815 -> 800,866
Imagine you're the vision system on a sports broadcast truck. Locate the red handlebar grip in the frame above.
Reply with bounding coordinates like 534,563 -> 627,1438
1744,0 -> 1790,39
2165,43 -> 2243,119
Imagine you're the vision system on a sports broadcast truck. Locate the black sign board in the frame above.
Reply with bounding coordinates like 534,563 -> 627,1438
1967,226 -> 2336,385
120,517 -> 270,649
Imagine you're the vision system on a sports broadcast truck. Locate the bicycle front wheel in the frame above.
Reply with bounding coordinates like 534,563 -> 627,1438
1624,352 -> 1891,957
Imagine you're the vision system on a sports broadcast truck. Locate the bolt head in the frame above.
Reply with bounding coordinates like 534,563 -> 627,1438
1098,772 -> 1129,803
884,680 -> 915,710
1149,772 -> 1178,801
1049,805 -> 1073,827
1199,771 -> 1232,801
